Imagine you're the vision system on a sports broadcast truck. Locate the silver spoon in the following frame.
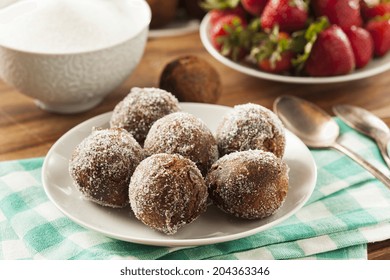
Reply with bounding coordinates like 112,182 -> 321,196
273,95 -> 390,189
333,104 -> 390,169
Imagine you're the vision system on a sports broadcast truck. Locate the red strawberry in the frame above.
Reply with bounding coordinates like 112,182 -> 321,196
259,51 -> 294,73
366,17 -> 390,56
210,15 -> 248,60
312,0 -> 363,29
241,0 -> 268,15
361,1 -> 390,20
305,25 -> 355,76
252,30 -> 294,73
209,6 -> 246,26
344,26 -> 374,68
261,0 -> 308,33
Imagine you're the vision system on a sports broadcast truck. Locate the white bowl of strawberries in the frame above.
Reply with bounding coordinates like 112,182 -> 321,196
200,0 -> 390,83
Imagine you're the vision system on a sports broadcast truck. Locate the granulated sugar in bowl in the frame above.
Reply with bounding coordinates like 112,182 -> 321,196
0,0 -> 151,113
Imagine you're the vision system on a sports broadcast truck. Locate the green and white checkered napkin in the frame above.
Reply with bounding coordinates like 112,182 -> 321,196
1,120 -> 390,260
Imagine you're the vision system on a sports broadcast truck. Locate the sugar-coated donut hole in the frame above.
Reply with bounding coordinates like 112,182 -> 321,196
129,153 -> 208,235
216,103 -> 286,158
69,128 -> 144,208
144,112 -> 219,176
110,87 -> 181,145
206,150 -> 289,219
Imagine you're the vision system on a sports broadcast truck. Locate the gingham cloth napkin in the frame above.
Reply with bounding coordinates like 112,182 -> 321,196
1,120 -> 390,260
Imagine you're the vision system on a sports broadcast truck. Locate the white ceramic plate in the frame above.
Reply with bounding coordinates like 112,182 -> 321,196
42,103 -> 317,246
200,13 -> 390,84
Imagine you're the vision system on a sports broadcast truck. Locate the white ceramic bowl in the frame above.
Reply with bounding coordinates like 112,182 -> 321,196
200,13 -> 390,84
0,0 -> 151,113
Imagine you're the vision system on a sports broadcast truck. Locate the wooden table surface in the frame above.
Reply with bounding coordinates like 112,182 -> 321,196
0,32 -> 389,259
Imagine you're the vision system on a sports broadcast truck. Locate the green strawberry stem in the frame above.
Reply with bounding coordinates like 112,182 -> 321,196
250,26 -> 292,69
372,13 -> 390,21
218,17 -> 248,60
247,18 -> 267,46
201,0 -> 240,10
218,18 -> 265,61
291,17 -> 330,73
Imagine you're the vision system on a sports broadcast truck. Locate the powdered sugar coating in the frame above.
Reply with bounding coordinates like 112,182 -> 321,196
144,112 -> 219,176
216,103 -> 286,158
109,87 -> 181,145
206,150 -> 289,219
129,153 -> 208,235
69,128 -> 144,208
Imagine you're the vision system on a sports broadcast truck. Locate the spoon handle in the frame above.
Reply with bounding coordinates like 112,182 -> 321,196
376,136 -> 390,169
332,142 -> 390,189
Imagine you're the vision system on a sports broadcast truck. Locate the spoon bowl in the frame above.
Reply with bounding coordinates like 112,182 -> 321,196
273,95 -> 340,148
274,96 -> 390,189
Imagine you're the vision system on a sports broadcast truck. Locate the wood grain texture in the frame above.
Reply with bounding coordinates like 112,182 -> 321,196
0,32 -> 389,259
